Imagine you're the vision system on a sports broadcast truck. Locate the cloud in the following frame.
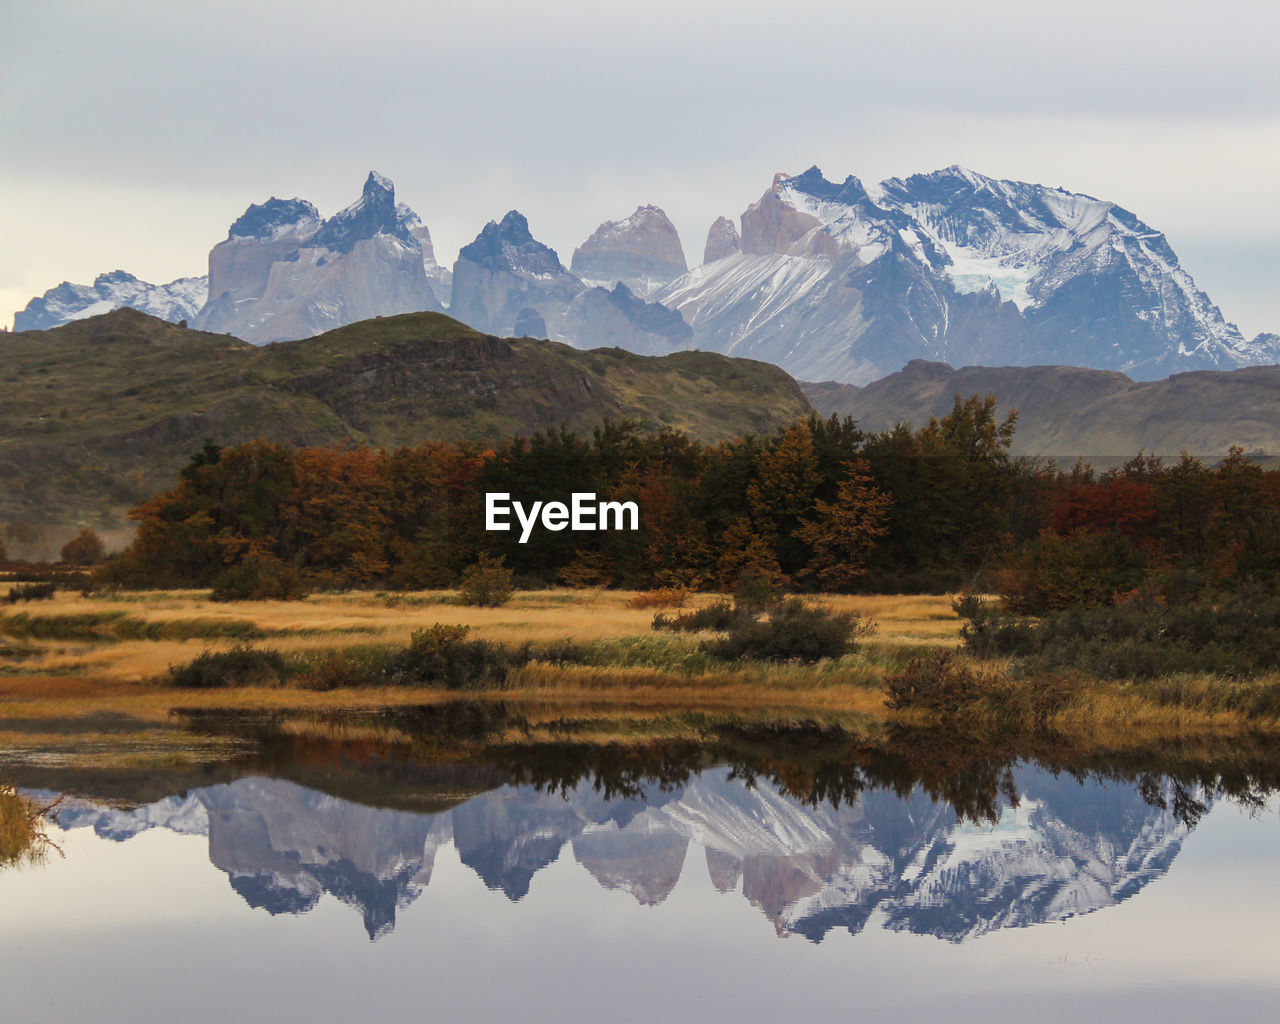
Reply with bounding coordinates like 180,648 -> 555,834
3,0 -> 1277,334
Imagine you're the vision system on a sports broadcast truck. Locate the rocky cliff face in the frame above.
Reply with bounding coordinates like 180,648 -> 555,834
449,211 -> 583,339
451,210 -> 691,353
200,199 -> 320,332
194,172 -> 444,343
703,216 -> 741,264
570,204 -> 688,298
558,282 -> 692,355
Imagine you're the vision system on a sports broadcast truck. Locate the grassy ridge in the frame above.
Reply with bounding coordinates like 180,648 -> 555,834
0,309 -> 811,548
804,361 -> 1280,459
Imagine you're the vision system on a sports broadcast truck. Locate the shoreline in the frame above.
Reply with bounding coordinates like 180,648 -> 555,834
3,590 -> 1280,775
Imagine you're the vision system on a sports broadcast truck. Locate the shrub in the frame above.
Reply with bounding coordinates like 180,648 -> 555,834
703,598 -> 871,663
457,554 -> 514,607
383,623 -> 515,689
954,594 -> 1036,658
960,588 -> 1280,680
60,527 -> 106,566
883,651 -> 983,714
296,647 -> 390,690
732,573 -> 782,612
210,553 -> 309,602
994,531 -> 1147,615
290,634 -> 583,690
169,645 -> 289,688
652,599 -> 745,633
884,650 -> 1075,725
4,581 -> 57,604
1,785 -> 62,868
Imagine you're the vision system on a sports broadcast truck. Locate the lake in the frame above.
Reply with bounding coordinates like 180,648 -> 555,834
1,709 -> 1278,1022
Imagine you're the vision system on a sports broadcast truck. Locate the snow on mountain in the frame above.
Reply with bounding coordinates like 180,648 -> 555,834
227,197 -> 322,242
310,171 -> 418,254
874,166 -> 1262,376
14,270 -> 208,332
660,166 -> 1280,383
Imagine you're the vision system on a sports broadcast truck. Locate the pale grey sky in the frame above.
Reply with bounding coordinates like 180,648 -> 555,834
3,0 -> 1278,337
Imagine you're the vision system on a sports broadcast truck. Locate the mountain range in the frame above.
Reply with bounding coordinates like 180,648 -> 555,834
662,166 -> 1278,382
46,767 -> 1193,943
15,167 -> 1277,384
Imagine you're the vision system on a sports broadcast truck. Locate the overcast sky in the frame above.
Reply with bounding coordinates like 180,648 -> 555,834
3,0 -> 1278,337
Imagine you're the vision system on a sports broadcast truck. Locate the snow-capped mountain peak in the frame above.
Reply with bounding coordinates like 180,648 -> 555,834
14,270 -> 208,332
310,170 -> 416,254
659,164 -> 1278,383
227,197 -> 322,242
458,211 -> 566,276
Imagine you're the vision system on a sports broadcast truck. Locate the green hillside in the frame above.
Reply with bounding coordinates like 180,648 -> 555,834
0,309 -> 811,554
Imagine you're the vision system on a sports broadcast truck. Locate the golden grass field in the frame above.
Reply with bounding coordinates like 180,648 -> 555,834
0,587 -> 956,704
2,587 -> 1278,773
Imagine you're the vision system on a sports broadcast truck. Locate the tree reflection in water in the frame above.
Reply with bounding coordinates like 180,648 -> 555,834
0,784 -> 62,870
15,706 -> 1280,942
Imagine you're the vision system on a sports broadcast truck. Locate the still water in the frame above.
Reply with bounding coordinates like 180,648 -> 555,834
2,724 -> 1279,1022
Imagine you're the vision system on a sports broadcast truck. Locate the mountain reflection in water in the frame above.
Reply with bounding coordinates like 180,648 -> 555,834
47,766 -> 1191,942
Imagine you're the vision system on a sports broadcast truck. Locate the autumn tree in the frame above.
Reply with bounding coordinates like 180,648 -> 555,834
60,527 -> 106,566
716,517 -> 788,592
746,420 -> 822,576
1050,478 -> 1157,549
795,460 -> 892,589
286,446 -> 391,585
385,442 -> 487,589
106,441 -> 298,587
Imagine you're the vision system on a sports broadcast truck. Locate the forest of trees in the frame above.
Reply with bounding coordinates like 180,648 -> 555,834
99,395 -> 1280,606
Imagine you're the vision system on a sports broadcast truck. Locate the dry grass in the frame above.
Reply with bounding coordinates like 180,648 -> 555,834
819,593 -> 965,644
0,589 -> 958,689
4,589 -> 1279,756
